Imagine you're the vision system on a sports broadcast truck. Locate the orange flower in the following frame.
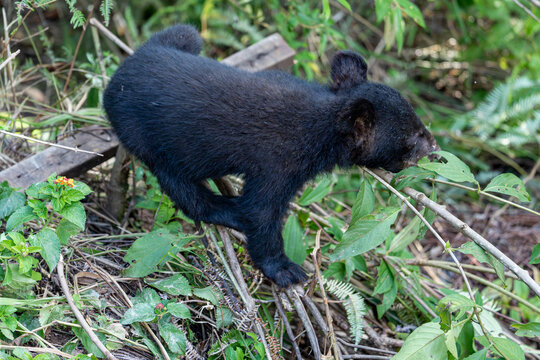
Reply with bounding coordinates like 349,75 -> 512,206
55,177 -> 75,187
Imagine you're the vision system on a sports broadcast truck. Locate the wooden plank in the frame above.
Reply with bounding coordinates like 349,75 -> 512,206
0,34 -> 295,189
222,33 -> 295,72
0,126 -> 118,189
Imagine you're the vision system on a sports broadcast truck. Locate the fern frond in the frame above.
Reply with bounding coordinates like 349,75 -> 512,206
70,9 -> 86,29
322,278 -> 366,344
100,0 -> 114,26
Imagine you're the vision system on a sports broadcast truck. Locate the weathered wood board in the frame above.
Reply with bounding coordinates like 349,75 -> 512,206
0,33 -> 295,189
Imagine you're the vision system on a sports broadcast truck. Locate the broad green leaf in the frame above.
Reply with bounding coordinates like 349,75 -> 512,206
331,207 -> 400,261
418,151 -> 478,185
531,244 -> 540,264
62,188 -> 85,202
350,179 -> 374,225
149,274 -> 192,296
512,322 -> 540,338
393,7 -> 404,53
30,229 -> 61,272
58,202 -> 86,230
56,218 -> 81,245
168,303 -> 191,320
337,0 -> 352,13
158,317 -> 186,355
6,206 -> 37,231
28,199 -> 47,219
491,337 -> 525,360
132,288 -> 160,306
392,322 -> 446,360
458,242 -> 505,285
120,303 -> 156,324
373,260 -> 395,295
377,279 -> 397,318
0,191 -> 25,220
456,321 -> 475,358
73,325 -> 106,358
388,216 -> 421,253
193,286 -> 219,306
73,181 -> 92,196
484,173 -> 530,202
123,229 -> 187,277
283,215 -> 306,265
396,0 -> 426,27
438,293 -> 476,319
298,176 -> 334,206
375,0 -> 392,22
322,0 -> 331,19
12,348 -> 33,360
463,348 -> 488,360
445,327 -> 458,359
393,166 -> 436,190
216,307 -> 234,328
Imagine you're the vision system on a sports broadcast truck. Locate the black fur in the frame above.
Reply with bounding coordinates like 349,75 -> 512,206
104,25 -> 438,287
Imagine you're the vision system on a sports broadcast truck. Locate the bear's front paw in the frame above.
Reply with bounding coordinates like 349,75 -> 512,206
259,256 -> 308,288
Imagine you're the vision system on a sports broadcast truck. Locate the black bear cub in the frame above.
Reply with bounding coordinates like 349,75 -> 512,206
104,25 -> 438,287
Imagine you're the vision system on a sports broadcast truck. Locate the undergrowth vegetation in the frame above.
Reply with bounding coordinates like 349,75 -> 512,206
1,0 -> 539,359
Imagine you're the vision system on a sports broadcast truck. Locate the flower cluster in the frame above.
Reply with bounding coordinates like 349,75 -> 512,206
55,176 -> 74,187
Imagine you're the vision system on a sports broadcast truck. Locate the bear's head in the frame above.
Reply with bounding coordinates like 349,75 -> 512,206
332,51 -> 439,173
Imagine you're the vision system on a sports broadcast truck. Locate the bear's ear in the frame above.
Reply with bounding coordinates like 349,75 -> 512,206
338,98 -> 375,139
331,51 -> 368,91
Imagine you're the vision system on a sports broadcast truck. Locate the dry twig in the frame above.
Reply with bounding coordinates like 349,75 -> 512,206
57,254 -> 119,360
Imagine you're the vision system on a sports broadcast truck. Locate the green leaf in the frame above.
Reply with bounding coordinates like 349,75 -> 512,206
73,181 -> 92,196
392,322 -> 446,360
132,288 -> 161,306
331,208 -> 400,261
372,260 -> 395,295
298,176 -> 334,206
374,0 -> 392,22
58,202 -> 86,230
123,229 -> 187,277
31,228 -> 61,272
463,348 -> 488,360
438,293 -> 476,319
377,279 -> 397,318
418,151 -> 478,185
6,206 -> 37,231
12,348 -> 33,360
491,337 -> 525,360
158,317 -> 186,355
28,199 -> 48,219
73,325 -> 106,358
484,173 -> 530,202
62,188 -> 85,203
350,179 -> 374,225
393,7 -> 404,53
396,0 -> 426,27
322,0 -> 331,20
120,303 -> 156,324
0,190 -> 25,220
388,216 -> 421,253
56,218 -> 81,245
283,215 -> 306,265
168,303 -> 191,320
512,322 -> 540,338
149,274 -> 192,296
458,242 -> 505,285
531,244 -> 540,264
193,286 -> 219,305
336,0 -> 352,13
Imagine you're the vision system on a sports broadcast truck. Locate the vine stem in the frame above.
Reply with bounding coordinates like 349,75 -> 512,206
426,177 -> 540,216
364,168 -> 504,357
373,168 -> 540,298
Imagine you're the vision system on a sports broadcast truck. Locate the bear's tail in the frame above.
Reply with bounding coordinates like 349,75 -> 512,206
146,25 -> 202,55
